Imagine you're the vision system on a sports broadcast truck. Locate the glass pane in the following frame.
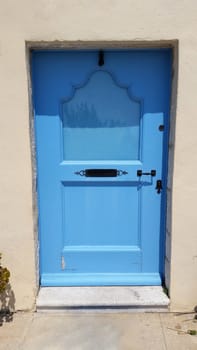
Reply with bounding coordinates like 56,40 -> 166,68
62,71 -> 140,160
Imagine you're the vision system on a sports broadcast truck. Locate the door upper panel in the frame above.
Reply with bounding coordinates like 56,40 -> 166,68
62,70 -> 141,160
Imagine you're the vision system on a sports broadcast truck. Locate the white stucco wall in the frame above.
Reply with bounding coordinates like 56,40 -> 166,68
0,0 -> 197,311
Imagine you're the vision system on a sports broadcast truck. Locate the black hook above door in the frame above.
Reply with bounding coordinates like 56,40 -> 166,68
98,50 -> 104,66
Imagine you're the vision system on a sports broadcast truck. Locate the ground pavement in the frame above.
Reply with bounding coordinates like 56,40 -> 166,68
0,311 -> 197,349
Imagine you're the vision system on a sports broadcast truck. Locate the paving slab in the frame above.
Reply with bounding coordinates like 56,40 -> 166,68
0,312 -> 33,350
21,312 -> 166,350
160,313 -> 197,350
0,312 -> 197,350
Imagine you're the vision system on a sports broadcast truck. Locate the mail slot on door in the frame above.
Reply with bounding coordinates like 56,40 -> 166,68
74,169 -> 128,177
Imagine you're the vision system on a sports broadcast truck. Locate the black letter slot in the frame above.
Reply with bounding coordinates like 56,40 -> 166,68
75,169 -> 128,177
85,169 -> 117,177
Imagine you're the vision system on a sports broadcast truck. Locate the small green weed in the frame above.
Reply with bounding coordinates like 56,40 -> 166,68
0,254 -> 10,293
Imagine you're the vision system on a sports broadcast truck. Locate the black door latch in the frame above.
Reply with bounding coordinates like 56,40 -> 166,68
156,180 -> 163,194
137,170 -> 156,177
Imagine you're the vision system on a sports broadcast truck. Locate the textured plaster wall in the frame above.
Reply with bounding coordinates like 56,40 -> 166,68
0,0 -> 197,311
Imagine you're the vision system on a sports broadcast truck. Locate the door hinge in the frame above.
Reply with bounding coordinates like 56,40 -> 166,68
156,180 -> 163,194
61,255 -> 66,270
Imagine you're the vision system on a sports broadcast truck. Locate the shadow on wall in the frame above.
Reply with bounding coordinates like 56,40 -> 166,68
0,283 -> 15,325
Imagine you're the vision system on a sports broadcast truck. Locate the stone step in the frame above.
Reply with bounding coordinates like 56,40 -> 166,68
37,286 -> 169,312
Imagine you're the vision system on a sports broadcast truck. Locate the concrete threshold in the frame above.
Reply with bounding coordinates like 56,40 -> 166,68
37,286 -> 169,312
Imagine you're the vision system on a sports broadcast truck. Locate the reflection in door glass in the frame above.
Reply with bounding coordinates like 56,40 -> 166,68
62,71 -> 140,160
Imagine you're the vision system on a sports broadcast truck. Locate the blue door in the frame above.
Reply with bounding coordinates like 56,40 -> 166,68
32,49 -> 171,286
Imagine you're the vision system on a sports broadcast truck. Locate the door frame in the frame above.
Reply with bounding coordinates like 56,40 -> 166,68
26,40 -> 178,295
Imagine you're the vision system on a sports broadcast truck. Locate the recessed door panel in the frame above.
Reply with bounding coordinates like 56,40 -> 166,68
62,70 -> 140,160
62,182 -> 140,246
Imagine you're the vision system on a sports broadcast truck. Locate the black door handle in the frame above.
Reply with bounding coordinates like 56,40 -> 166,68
75,169 -> 128,177
137,170 -> 156,177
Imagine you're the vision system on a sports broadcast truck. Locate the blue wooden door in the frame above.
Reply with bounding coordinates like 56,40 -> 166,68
32,49 -> 171,286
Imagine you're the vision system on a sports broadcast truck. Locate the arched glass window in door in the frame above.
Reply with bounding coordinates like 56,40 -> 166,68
62,71 -> 141,160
